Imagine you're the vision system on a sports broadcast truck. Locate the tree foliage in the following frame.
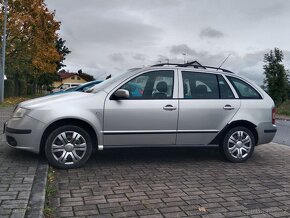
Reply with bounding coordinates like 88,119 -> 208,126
77,69 -> 95,82
263,48 -> 289,105
0,0 -> 69,95
56,37 -> 71,71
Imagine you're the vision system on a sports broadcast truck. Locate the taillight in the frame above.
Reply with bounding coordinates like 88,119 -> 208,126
272,108 -> 276,124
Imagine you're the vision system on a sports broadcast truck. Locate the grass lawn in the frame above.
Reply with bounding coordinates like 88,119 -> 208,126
0,95 -> 44,107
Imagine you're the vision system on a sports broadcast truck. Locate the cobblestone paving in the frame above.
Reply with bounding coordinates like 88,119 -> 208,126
54,144 -> 290,218
0,107 -> 39,218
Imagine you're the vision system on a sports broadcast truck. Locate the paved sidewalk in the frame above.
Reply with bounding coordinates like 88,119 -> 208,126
273,120 -> 290,146
0,107 -> 46,218
0,106 -> 14,133
53,144 -> 290,218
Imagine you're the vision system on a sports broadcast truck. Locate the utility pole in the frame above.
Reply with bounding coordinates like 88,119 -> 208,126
165,58 -> 169,65
0,0 -> 8,103
182,53 -> 187,64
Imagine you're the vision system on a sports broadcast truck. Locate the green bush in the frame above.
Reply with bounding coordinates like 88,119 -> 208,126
277,100 -> 290,116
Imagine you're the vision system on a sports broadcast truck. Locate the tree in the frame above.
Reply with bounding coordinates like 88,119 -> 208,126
56,37 -> 71,71
37,72 -> 60,90
77,69 -> 95,82
263,48 -> 289,105
0,0 -> 64,95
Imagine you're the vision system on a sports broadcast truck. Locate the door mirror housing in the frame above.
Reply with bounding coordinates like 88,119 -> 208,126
113,89 -> 130,99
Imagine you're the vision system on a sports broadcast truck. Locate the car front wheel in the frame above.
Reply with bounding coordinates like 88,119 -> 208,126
45,125 -> 92,169
220,126 -> 255,163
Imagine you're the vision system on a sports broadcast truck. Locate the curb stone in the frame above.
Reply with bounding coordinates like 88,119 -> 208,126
25,158 -> 49,218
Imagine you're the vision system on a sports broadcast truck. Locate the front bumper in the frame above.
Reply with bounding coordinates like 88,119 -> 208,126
3,115 -> 46,153
256,122 -> 277,145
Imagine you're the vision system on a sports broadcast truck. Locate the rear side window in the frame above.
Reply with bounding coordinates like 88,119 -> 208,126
227,76 -> 262,99
182,71 -> 219,99
217,75 -> 235,99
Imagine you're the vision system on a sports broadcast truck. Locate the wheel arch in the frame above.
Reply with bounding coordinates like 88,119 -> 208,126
40,118 -> 98,154
210,120 -> 258,146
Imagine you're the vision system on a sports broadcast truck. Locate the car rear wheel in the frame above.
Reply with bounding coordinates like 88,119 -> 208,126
45,125 -> 92,169
220,126 -> 255,163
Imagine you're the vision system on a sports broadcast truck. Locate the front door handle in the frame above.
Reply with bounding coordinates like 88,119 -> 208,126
223,104 -> 235,110
163,105 -> 177,111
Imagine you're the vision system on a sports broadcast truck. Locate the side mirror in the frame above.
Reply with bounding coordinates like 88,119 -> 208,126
114,89 -> 129,99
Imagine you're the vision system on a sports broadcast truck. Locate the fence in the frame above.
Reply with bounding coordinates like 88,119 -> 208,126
4,79 -> 48,97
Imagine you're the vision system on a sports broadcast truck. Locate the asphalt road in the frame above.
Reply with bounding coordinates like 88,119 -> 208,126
273,119 -> 290,146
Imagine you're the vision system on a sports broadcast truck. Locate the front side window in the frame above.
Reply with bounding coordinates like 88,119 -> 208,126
227,76 -> 261,99
119,70 -> 174,99
182,71 -> 219,99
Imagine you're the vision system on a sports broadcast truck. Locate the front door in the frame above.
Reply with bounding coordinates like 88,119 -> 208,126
103,70 -> 179,146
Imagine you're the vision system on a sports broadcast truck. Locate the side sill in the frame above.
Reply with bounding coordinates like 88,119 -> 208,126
101,144 -> 219,149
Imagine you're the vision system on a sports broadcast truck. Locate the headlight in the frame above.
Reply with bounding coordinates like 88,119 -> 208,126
12,107 -> 29,118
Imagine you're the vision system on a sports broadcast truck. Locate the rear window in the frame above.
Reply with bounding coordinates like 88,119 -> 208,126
227,76 -> 262,99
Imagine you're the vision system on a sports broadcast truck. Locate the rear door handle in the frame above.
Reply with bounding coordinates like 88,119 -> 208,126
223,105 -> 235,110
163,105 -> 177,111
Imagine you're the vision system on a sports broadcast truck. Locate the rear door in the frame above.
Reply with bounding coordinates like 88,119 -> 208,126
177,71 -> 241,145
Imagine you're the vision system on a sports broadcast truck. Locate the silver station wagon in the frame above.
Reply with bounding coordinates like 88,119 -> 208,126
4,62 -> 277,168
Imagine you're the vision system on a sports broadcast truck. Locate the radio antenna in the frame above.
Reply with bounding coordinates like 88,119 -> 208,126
217,54 -> 231,70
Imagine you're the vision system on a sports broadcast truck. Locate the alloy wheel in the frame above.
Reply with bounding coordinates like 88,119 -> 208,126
51,131 -> 87,165
227,130 -> 252,159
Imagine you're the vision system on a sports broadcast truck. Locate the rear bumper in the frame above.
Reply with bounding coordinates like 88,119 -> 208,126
3,115 -> 45,153
256,122 -> 277,145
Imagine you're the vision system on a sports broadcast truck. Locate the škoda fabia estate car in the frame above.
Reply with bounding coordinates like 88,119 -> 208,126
4,62 -> 277,168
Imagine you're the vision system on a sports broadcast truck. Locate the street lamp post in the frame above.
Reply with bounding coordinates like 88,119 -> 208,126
0,0 -> 8,103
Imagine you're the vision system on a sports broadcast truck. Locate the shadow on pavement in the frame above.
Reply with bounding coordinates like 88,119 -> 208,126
89,147 -> 223,164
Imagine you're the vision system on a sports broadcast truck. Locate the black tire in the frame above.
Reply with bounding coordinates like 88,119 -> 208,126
45,125 -> 93,169
220,126 -> 255,163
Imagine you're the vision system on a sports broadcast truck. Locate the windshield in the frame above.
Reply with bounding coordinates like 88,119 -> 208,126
79,81 -> 102,92
86,69 -> 141,93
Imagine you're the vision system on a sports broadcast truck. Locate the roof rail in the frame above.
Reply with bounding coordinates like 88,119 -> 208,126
151,60 -> 204,68
151,61 -> 234,73
196,65 -> 234,73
